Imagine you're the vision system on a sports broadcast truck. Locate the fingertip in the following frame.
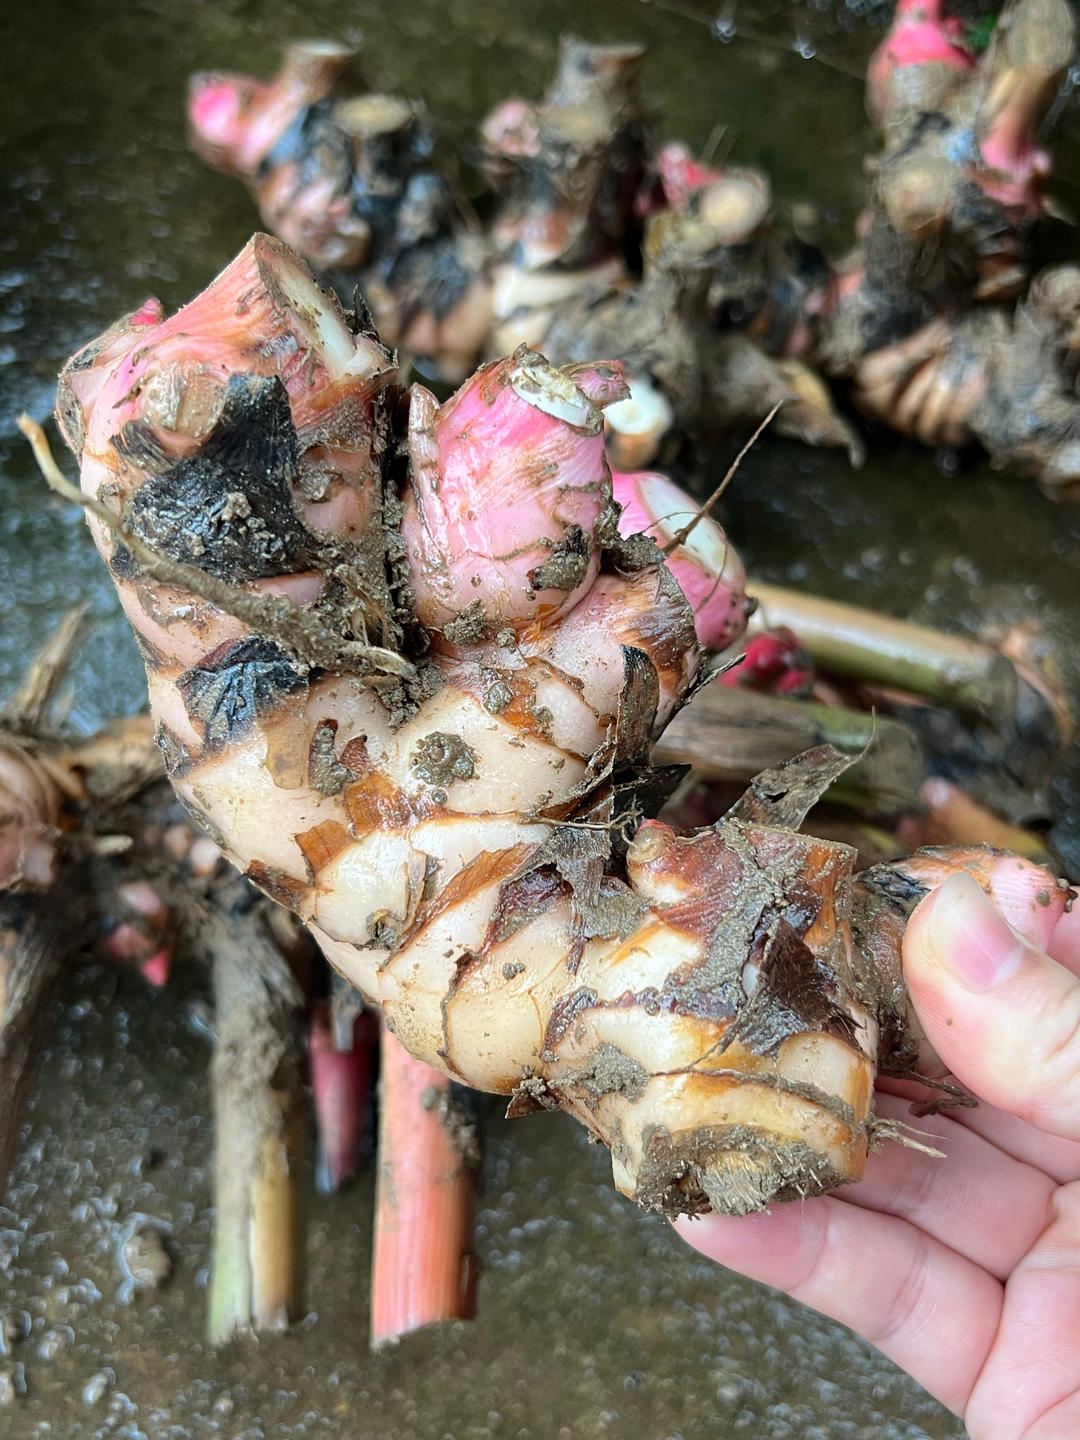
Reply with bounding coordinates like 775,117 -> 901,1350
981,853 -> 1071,953
904,871 -> 1024,995
671,1201 -> 826,1290
900,873 -> 1022,1096
671,1206 -> 769,1253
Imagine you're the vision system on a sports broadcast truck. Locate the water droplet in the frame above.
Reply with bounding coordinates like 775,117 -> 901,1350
712,4 -> 737,42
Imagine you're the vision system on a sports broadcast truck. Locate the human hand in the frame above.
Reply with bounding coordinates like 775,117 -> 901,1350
674,869 -> 1080,1439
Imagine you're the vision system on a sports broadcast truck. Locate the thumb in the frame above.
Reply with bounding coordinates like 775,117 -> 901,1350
903,871 -> 1080,1142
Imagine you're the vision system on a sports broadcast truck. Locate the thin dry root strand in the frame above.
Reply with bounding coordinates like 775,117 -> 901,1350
3,605 -> 88,734
871,1116 -> 947,1159
661,403 -> 780,557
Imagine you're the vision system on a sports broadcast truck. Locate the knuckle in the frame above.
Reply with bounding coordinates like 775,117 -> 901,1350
880,1144 -> 941,1223
866,1232 -> 930,1348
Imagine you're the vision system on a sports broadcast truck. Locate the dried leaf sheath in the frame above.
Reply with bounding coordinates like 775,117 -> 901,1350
205,901 -> 304,1342
55,235 -> 1069,1216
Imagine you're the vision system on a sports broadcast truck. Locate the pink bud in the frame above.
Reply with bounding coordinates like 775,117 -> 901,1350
654,142 -> 726,211
718,627 -> 813,697
187,75 -> 260,162
625,819 -> 678,883
867,0 -> 973,127
403,349 -> 628,639
610,470 -> 749,652
139,949 -> 173,989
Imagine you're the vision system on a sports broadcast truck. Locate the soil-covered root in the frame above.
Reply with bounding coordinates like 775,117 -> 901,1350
538,159 -> 860,467
835,266 -> 1080,497
187,41 -> 494,380
819,0 -> 1077,467
860,0 -> 1076,308
482,36 -> 649,359
188,40 -> 443,273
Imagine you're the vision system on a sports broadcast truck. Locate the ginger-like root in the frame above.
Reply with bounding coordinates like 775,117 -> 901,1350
54,235 -> 1072,1214
540,158 -> 861,468
847,266 -> 1080,496
866,0 -> 975,131
188,40 -> 492,379
481,37 -> 649,359
819,0 -> 1079,489
862,0 -> 1075,308
186,37 -> 654,385
190,41 -> 391,271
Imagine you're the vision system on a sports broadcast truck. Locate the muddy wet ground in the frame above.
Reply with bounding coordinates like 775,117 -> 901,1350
2,1 -> 1079,1436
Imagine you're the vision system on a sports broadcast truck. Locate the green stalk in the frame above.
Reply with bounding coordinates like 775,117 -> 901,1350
747,581 -> 1019,724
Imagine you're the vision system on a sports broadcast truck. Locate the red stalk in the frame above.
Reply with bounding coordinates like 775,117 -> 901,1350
309,998 -> 377,1193
369,1027 -> 478,1349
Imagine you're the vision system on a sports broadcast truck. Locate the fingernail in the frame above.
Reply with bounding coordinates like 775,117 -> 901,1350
927,872 -> 1025,991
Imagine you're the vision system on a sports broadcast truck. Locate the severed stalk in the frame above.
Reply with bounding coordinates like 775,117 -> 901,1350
202,892 -> 305,1343
748,581 -> 1020,724
309,987 -> 377,1194
898,776 -> 1056,866
654,681 -> 926,817
370,1028 -> 478,1349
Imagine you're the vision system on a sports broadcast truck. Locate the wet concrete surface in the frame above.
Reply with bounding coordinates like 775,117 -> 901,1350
0,962 -> 963,1440
2,0 -> 1079,1435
